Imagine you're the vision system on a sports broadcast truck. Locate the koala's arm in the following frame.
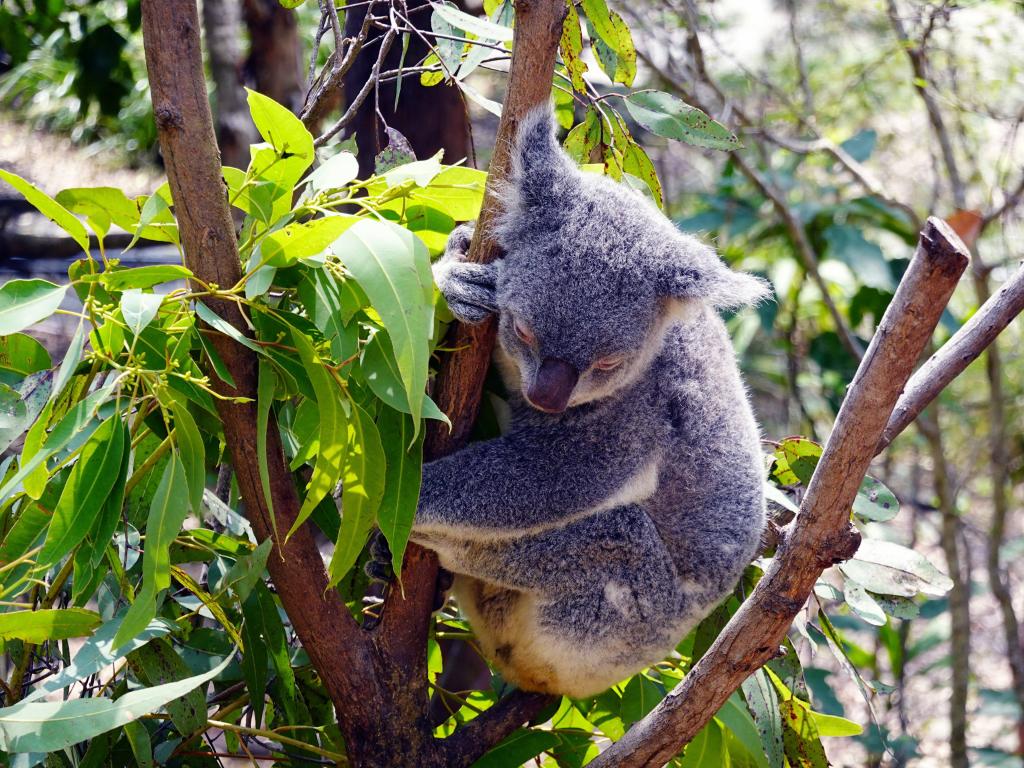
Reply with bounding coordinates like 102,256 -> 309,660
413,417 -> 660,540
432,222 -> 498,325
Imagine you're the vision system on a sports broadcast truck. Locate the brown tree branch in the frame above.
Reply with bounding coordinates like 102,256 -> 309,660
878,260 -> 1024,451
588,218 -> 969,768
140,1 -> 391,761
370,0 -> 566,759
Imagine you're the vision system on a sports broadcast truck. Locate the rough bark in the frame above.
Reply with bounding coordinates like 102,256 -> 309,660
375,0 -> 567,750
143,1 -> 565,766
139,5 -> 394,763
201,0 -> 256,169
588,218 -> 970,768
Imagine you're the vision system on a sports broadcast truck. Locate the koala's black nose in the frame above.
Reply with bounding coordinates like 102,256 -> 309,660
527,357 -> 579,414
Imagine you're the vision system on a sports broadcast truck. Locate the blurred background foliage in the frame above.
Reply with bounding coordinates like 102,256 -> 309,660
0,0 -> 1022,766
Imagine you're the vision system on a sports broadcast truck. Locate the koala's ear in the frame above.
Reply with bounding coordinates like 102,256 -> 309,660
659,236 -> 772,309
507,103 -> 578,208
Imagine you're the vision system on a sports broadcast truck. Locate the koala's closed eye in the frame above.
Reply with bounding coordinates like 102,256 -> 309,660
593,354 -> 625,371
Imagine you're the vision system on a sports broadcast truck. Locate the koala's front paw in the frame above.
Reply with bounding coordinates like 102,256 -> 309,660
433,223 -> 497,325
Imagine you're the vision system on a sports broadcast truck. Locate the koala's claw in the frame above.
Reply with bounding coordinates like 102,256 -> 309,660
365,530 -> 394,584
434,226 -> 497,325
364,530 -> 454,613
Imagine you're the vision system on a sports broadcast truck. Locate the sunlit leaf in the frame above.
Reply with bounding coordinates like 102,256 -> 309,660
0,279 -> 68,336
0,608 -> 100,643
0,170 -> 89,254
0,654 -> 231,753
625,90 -> 741,151
328,400 -> 386,586
333,220 -> 434,433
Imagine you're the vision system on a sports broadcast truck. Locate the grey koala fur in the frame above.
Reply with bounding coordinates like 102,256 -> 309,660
410,105 -> 769,698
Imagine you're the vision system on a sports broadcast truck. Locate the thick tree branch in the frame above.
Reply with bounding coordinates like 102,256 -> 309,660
371,0 -> 566,758
589,218 -> 969,768
139,0 -> 387,756
878,260 -> 1024,451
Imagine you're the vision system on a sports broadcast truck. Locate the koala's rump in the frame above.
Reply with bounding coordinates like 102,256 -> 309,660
453,568 -> 684,698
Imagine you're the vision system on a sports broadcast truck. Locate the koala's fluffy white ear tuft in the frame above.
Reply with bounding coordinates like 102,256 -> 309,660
659,237 -> 772,309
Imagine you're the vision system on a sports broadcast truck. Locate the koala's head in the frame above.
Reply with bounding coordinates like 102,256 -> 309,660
489,105 -> 769,414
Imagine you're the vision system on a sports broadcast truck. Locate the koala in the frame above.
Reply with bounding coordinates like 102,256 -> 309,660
409,105 -> 769,699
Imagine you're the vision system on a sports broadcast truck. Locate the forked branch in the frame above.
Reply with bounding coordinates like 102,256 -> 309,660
589,218 -> 970,767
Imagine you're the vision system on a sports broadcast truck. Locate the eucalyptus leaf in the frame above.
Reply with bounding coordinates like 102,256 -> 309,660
0,280 -> 68,337
0,653 -> 232,753
625,90 -> 741,151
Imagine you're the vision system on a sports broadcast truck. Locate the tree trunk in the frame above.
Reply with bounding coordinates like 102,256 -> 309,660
921,410 -> 970,768
201,0 -> 256,169
242,0 -> 304,112
342,0 -> 470,176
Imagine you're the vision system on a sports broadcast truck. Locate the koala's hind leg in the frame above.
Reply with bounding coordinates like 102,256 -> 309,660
444,507 -> 684,696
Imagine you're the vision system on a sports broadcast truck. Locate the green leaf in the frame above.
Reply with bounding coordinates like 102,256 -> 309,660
716,692 -> 770,768
55,187 -> 176,245
430,2 -> 512,41
0,370 -> 51,455
377,408 -> 424,576
120,290 -> 163,337
169,394 -> 205,514
114,455 -> 191,648
0,608 -> 100,643
260,215 -> 356,267
99,265 -> 193,292
853,475 -> 899,522
125,193 -> 176,252
328,400 -> 387,586
560,1 -> 588,92
625,90 -> 741,151
299,271 -> 366,361
581,0 -> 636,85
361,330 -> 449,424
0,333 -> 50,376
0,279 -> 68,336
808,710 -> 862,737
845,538 -> 953,596
563,107 -> 601,164
289,330 -> 348,538
842,579 -> 887,625
241,582 -> 295,725
128,637 -> 208,736
621,674 -> 663,727
0,653 -> 232,753
779,698 -> 829,768
622,137 -> 664,209
195,302 -> 265,356
21,615 -> 172,704
256,360 -> 278,538
123,719 -> 154,768
0,170 -> 89,254
771,437 -> 822,487
334,220 -> 434,433
307,151 -> 360,193
223,538 -> 273,603
247,88 -> 315,168
3,383 -> 115,505
40,415 -> 126,565
741,669 -> 784,768
682,719 -> 724,767
470,729 -> 560,768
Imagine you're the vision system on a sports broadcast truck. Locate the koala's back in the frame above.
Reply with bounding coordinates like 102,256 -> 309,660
647,309 -> 766,592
